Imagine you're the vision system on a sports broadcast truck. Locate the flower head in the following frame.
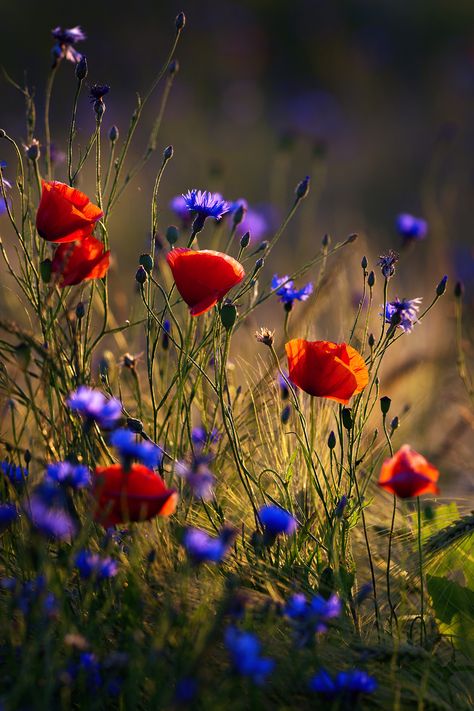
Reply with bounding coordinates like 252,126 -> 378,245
175,455 -> 215,500
229,200 -> 269,241
310,668 -> 377,699
384,297 -> 422,333
285,339 -> 368,404
51,236 -> 110,287
170,195 -> 193,225
396,213 -> 428,242
109,429 -> 163,470
377,250 -> 399,278
1,460 -> 28,487
271,274 -> 313,310
89,84 -> 110,103
182,189 -> 230,220
36,181 -> 103,243
0,503 -> 19,532
67,386 -> 122,429
378,445 -> 440,498
224,627 -> 274,685
51,26 -> 86,64
259,504 -> 298,536
75,550 -> 118,580
166,248 -> 245,316
26,482 -> 77,540
183,527 -> 235,564
93,463 -> 177,527
45,462 -> 92,489
191,425 -> 220,450
284,592 -> 341,635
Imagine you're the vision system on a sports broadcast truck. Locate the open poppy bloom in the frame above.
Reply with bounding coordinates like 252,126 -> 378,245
378,445 -> 440,498
285,339 -> 368,404
93,464 -> 178,527
51,236 -> 110,286
36,180 -> 103,243
166,248 -> 245,316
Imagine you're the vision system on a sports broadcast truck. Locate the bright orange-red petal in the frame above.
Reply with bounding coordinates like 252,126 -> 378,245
36,181 -> 103,243
166,248 -> 245,316
285,339 -> 367,404
378,445 -> 440,499
51,236 -> 110,286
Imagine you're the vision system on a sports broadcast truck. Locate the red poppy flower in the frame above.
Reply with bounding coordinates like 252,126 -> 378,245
285,339 -> 369,404
36,180 -> 103,243
166,248 -> 245,316
51,236 -> 110,286
93,463 -> 178,527
378,445 -> 440,499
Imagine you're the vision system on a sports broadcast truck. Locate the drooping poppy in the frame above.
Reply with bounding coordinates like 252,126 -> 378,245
93,463 -> 178,527
51,236 -> 110,286
36,180 -> 103,243
285,339 -> 368,404
378,445 -> 440,498
166,248 -> 245,316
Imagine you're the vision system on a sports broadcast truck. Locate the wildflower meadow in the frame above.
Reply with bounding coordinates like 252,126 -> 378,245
0,7 -> 473,710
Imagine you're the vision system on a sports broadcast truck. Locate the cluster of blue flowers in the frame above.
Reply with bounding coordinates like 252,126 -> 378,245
224,627 -> 275,685
75,550 -> 118,581
183,527 -> 235,564
271,274 -> 313,311
384,296 -> 422,333
110,429 -> 163,470
284,592 -> 342,640
310,668 -> 377,700
67,386 -> 122,430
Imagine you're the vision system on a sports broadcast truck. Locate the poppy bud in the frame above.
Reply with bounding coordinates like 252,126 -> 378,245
109,125 -> 119,143
166,225 -> 179,246
328,431 -> 336,449
76,56 -> 88,81
281,404 -> 291,424
240,231 -> 250,250
295,175 -> 310,199
176,11 -> 186,31
127,417 -> 143,434
169,59 -> 179,76
342,407 -> 352,430
163,145 -> 173,161
76,302 -> 85,319
454,281 -> 464,299
139,253 -> 153,274
40,258 -> 52,283
380,396 -> 391,415
368,333 -> 375,348
436,275 -> 448,296
135,265 -> 147,285
232,203 -> 246,227
322,233 -> 330,247
361,256 -> 368,270
367,271 -> 375,288
220,302 -> 237,331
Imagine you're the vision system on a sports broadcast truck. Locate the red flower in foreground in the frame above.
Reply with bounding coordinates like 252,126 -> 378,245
166,248 -> 245,316
36,180 -> 103,243
51,236 -> 110,286
93,464 -> 178,527
285,339 -> 369,404
378,445 -> 440,499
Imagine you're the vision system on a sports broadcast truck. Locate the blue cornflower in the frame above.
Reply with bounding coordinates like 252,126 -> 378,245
162,319 -> 171,350
75,550 -> 118,580
176,454 -> 215,500
0,170 -> 12,217
89,84 -> 110,103
259,504 -> 298,536
396,213 -> 428,242
224,627 -> 275,685
45,462 -> 92,489
183,527 -> 235,564
229,199 -> 269,241
51,26 -> 86,65
26,482 -> 76,541
1,460 -> 28,486
377,250 -> 399,279
271,274 -> 313,310
77,652 -> 102,691
284,592 -> 342,638
310,668 -> 377,699
67,386 -> 122,429
0,503 -> 18,531
170,195 -> 193,225
334,495 -> 348,518
109,428 -> 163,469
182,189 -> 230,221
384,297 -> 422,333
191,425 -> 220,449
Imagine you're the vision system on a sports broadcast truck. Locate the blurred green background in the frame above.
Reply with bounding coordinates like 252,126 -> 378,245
1,0 -> 473,493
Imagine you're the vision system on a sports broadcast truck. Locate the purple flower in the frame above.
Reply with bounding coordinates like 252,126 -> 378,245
182,189 -> 230,221
284,592 -> 342,637
75,550 -> 118,580
27,490 -> 76,540
170,195 -> 193,225
0,503 -> 18,531
384,297 -> 422,333
51,26 -> 86,64
396,213 -> 428,242
67,386 -> 122,429
183,527 -> 235,564
191,426 -> 220,449
310,668 -> 377,699
1,460 -> 28,486
109,428 -> 163,469
45,462 -> 92,489
224,627 -> 275,685
377,250 -> 399,279
89,84 -> 110,103
229,200 -> 269,241
271,274 -> 313,309
175,455 -> 215,500
259,504 -> 298,536
0,172 -> 12,217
